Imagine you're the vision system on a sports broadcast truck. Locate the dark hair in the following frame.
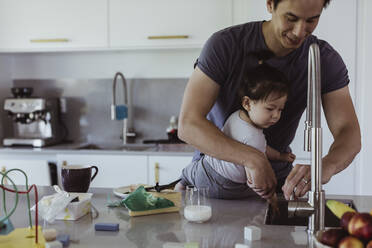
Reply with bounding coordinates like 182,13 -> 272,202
273,0 -> 331,9
237,64 -> 290,106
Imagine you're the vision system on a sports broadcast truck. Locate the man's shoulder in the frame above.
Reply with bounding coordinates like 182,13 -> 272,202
211,21 -> 262,44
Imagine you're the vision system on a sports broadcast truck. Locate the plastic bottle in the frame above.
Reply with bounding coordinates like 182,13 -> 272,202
166,116 -> 178,142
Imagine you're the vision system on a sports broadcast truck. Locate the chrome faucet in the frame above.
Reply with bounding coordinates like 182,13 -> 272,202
288,43 -> 325,234
111,72 -> 130,144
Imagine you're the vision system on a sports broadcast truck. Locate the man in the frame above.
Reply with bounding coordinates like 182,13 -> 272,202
177,0 -> 361,200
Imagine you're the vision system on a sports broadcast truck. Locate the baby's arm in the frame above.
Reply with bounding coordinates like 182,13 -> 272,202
266,145 -> 296,163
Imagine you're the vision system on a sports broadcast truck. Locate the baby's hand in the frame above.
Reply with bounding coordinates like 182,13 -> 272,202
279,152 -> 296,163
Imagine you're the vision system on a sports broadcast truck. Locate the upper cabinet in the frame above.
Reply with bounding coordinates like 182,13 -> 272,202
0,0 -> 233,52
109,0 -> 233,49
0,0 -> 108,52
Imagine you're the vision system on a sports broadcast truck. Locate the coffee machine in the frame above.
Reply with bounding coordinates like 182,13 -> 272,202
3,87 -> 64,147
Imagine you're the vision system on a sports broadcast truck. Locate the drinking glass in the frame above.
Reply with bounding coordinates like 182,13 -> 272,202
184,186 -> 212,223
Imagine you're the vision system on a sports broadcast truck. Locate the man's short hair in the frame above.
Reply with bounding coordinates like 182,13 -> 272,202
273,0 -> 331,9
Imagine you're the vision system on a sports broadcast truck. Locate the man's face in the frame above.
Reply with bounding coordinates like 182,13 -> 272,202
267,0 -> 324,51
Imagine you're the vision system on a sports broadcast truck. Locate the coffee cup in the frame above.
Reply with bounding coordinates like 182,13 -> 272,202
61,165 -> 98,193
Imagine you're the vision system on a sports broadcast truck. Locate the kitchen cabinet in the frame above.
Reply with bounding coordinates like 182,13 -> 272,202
56,154 -> 148,188
109,0 -> 233,49
148,155 -> 192,185
0,159 -> 53,186
0,0 -> 108,52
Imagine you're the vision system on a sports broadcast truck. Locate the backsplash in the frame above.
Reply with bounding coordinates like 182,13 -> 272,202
3,78 -> 188,144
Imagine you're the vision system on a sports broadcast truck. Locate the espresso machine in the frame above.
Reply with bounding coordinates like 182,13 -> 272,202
3,87 -> 64,147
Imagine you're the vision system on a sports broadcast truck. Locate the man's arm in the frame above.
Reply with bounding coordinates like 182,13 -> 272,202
282,86 -> 361,199
178,67 -> 277,198
321,85 -> 361,179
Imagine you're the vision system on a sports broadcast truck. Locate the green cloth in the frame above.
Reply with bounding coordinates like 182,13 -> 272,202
108,186 -> 175,211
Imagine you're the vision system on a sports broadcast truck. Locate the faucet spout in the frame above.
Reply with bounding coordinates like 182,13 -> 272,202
288,43 -> 325,234
112,72 -> 129,144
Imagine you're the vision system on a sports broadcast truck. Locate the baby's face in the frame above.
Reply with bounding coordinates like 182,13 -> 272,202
247,94 -> 287,129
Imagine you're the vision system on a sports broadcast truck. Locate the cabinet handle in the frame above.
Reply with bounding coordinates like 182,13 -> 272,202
147,35 -> 189,40
30,38 -> 70,43
154,163 -> 160,184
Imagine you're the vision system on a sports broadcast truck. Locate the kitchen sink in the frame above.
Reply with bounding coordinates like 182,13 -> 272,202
264,197 -> 356,227
76,143 -> 157,151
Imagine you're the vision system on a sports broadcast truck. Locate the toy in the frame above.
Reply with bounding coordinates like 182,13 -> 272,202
0,168 -> 46,248
95,223 -> 119,232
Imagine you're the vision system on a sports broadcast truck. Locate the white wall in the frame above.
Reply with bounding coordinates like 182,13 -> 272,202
11,49 -> 201,79
356,0 -> 372,195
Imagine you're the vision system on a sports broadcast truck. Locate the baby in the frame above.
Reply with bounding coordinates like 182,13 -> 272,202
177,63 -> 295,199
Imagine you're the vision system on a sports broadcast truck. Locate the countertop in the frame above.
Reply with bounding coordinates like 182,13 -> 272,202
4,186 -> 372,248
0,142 -> 195,156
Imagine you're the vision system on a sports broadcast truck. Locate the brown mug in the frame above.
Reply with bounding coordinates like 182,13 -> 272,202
61,165 -> 98,193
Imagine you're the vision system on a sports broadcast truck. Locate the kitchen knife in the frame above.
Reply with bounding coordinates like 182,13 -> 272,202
122,179 -> 182,194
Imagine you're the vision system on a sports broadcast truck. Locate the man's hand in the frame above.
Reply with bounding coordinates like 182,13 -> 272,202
281,164 -> 310,200
281,162 -> 335,200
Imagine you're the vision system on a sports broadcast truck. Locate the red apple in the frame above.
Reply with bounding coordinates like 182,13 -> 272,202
366,240 -> 372,248
320,228 -> 347,247
340,212 -> 356,231
338,236 -> 364,248
348,212 -> 372,241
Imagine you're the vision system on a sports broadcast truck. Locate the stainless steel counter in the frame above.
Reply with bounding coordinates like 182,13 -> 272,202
0,143 -> 195,156
3,186 -> 372,248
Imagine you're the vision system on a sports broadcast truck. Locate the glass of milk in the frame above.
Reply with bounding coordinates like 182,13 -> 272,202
184,186 -> 212,223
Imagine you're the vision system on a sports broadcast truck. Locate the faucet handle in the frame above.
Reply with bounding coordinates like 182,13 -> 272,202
111,104 -> 116,120
111,104 -> 128,120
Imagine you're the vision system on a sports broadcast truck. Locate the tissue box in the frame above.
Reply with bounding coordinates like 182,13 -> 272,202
55,193 -> 93,220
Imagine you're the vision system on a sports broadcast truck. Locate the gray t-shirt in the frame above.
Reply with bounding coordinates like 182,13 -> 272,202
193,21 -> 349,179
205,110 -> 266,183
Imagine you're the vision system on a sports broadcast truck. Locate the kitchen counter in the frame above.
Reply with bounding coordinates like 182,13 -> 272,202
4,186 -> 372,248
0,142 -> 195,156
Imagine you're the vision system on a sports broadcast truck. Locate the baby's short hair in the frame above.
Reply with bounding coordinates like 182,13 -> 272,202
237,63 -> 290,103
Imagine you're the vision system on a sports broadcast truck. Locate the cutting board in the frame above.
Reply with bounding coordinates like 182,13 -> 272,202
128,189 -> 182,217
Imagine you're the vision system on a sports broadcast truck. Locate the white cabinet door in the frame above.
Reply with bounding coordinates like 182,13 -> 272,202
148,155 -> 192,185
0,159 -> 51,186
109,0 -> 233,49
56,154 -> 148,188
0,0 -> 108,51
